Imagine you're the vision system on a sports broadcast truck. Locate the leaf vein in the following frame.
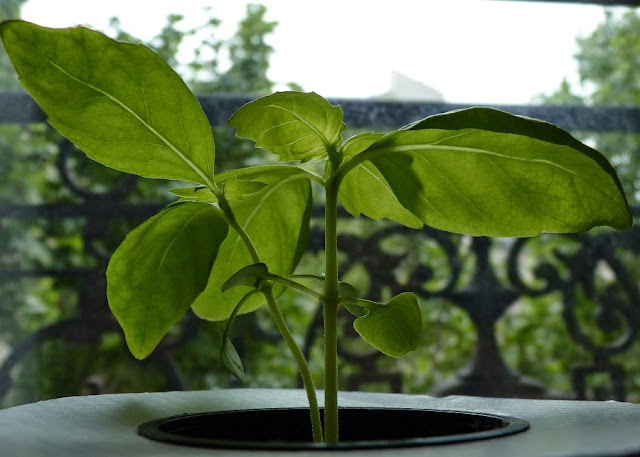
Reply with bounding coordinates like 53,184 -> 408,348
47,59 -> 209,183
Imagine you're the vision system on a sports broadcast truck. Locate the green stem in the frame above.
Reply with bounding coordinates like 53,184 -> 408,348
205,183 -> 323,442
216,196 -> 261,263
265,273 -> 324,301
262,283 -> 323,443
322,177 -> 341,443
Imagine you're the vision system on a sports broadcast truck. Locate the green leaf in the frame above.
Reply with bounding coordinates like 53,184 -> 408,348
171,165 -> 320,203
358,107 -> 631,236
106,202 -> 229,359
353,292 -> 422,357
221,263 -> 269,292
223,176 -> 268,200
338,282 -> 361,316
283,274 -> 358,302
338,281 -> 358,300
0,20 -> 215,183
218,289 -> 260,384
220,337 -> 246,384
338,132 -> 423,228
169,186 -> 218,203
228,91 -> 345,162
191,166 -> 313,321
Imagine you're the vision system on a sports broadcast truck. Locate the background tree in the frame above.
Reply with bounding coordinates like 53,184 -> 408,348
532,8 -> 640,401
189,4 -> 276,95
0,3 -> 294,406
539,9 -> 640,203
0,0 -> 25,89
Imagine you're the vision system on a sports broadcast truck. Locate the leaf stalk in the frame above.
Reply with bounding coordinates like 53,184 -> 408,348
211,185 -> 323,442
261,282 -> 323,443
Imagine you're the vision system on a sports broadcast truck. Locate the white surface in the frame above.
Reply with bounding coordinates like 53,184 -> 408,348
0,389 -> 639,456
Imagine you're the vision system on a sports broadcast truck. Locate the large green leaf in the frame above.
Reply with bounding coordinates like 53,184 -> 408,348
228,91 -> 345,162
338,132 -> 422,228
353,293 -> 422,358
356,108 -> 631,236
0,20 -> 215,183
191,166 -> 313,321
107,202 -> 228,359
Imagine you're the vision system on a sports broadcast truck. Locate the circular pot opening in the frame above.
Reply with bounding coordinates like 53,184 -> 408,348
138,407 -> 529,450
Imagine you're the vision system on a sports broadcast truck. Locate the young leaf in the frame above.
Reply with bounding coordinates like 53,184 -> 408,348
218,290 -> 259,384
169,186 -> 218,203
338,281 -> 358,300
172,165 -> 321,203
221,263 -> 269,292
338,132 -> 423,228
0,20 -> 215,183
228,91 -> 345,162
356,108 -> 632,236
191,166 -> 313,321
223,176 -> 268,200
106,202 -> 229,359
353,292 -> 422,357
338,281 -> 361,317
220,336 -> 246,384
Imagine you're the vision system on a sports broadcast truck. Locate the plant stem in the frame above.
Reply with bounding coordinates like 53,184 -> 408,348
322,177 -> 341,443
261,283 -> 323,443
211,189 -> 323,442
215,195 -> 261,263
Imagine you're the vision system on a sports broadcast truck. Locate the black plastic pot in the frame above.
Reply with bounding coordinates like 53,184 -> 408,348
138,407 -> 529,451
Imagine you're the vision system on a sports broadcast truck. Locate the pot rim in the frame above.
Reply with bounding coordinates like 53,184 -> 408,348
138,406 -> 530,450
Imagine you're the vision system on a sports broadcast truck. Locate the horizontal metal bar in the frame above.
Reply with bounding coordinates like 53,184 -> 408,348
1,92 -> 639,133
0,92 -> 45,123
0,202 -> 164,219
333,99 -> 640,133
491,0 -> 640,5
0,268 -> 91,280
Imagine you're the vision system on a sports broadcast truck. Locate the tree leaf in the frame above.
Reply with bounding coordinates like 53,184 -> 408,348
0,20 -> 215,183
353,292 -> 422,357
106,202 -> 229,359
191,166 -> 313,321
338,132 -> 422,228
358,107 -> 631,236
228,91 -> 345,162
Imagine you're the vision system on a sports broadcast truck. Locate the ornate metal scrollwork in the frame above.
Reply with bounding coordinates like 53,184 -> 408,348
557,230 -> 640,401
1,94 -> 638,404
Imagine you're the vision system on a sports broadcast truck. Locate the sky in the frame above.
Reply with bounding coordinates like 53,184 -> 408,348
19,0 -> 623,104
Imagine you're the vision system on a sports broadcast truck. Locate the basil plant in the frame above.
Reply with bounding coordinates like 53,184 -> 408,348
0,20 -> 631,443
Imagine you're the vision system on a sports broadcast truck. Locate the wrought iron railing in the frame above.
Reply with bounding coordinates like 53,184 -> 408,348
1,92 -> 639,405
